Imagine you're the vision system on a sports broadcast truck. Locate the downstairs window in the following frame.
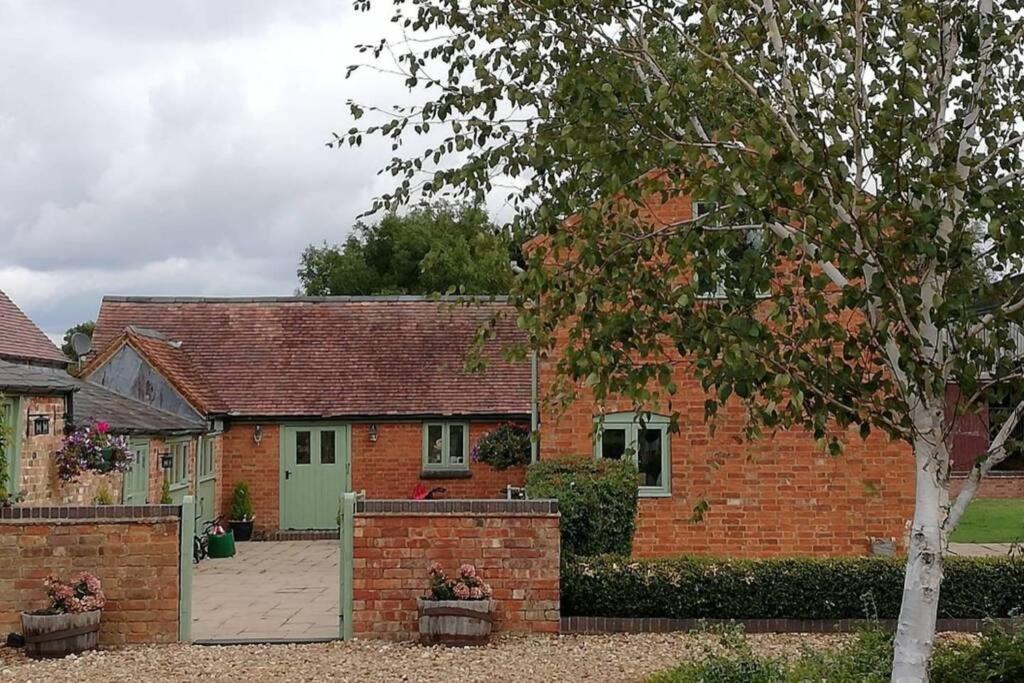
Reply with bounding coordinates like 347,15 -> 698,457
595,412 -> 671,496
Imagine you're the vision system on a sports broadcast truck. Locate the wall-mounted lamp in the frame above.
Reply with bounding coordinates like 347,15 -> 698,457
28,413 -> 51,436
253,424 -> 263,444
368,424 -> 378,443
159,452 -> 173,470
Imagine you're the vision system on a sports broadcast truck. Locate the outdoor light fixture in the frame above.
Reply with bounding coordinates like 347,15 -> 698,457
160,452 -> 173,470
28,413 -> 51,436
253,424 -> 263,444
368,424 -> 378,442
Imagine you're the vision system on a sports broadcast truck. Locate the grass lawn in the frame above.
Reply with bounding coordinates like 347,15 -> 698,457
949,498 -> 1024,543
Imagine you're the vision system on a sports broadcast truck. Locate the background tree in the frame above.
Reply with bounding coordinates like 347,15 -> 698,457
297,202 -> 516,295
61,321 -> 95,360
344,1 -> 1024,679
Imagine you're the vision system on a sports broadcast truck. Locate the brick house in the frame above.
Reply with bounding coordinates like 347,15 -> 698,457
84,297 -> 530,535
0,290 -> 205,509
528,191 -> 917,557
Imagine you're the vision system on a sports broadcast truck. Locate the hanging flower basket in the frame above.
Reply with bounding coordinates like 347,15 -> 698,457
54,422 -> 132,483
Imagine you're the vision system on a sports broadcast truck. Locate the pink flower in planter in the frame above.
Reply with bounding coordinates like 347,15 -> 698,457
459,563 -> 476,580
453,582 -> 472,600
95,421 -> 110,435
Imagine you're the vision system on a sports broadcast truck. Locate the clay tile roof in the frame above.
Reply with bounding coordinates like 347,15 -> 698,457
0,290 -> 66,366
91,296 -> 530,418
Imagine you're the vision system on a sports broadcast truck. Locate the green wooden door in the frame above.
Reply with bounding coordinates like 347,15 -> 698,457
122,439 -> 150,504
281,425 -> 348,529
196,438 -> 216,528
1,398 -> 19,500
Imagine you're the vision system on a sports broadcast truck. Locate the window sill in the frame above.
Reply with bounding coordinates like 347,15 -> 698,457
420,469 -> 472,480
639,490 -> 672,499
169,483 -> 189,492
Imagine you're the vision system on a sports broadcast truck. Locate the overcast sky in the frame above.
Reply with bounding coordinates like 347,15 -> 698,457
0,1 -> 417,341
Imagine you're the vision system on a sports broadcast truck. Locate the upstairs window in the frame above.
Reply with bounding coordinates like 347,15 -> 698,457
692,201 -> 769,299
595,412 -> 671,497
422,422 -> 469,471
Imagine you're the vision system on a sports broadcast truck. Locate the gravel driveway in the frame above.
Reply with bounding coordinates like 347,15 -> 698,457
0,633 -> 850,682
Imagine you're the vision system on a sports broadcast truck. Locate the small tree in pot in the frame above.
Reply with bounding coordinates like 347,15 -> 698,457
229,481 -> 255,541
418,562 -> 495,646
21,572 -> 105,658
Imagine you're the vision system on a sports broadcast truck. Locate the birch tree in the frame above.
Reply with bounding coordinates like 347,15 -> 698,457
342,1 -> 1024,679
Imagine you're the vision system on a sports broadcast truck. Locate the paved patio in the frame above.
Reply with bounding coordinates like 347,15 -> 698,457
192,540 -> 339,641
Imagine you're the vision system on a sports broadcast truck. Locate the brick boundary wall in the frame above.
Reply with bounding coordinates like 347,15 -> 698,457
352,499 -> 560,640
951,472 -> 1024,499
0,505 -> 182,646
562,616 -> 1021,634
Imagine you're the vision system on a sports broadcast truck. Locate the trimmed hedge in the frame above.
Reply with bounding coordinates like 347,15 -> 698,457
525,457 -> 638,557
563,555 -> 1024,619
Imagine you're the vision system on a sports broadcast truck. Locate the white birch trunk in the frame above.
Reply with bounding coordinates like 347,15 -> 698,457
891,405 -> 948,683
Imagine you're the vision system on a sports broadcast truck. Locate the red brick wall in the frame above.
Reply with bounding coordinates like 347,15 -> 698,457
352,500 -> 560,640
220,424 -> 281,531
351,421 -> 525,499
951,473 -> 1024,499
539,371 -> 915,557
220,421 -> 526,533
0,506 -> 181,645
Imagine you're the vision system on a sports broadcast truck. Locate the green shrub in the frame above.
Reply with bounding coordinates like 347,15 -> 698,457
229,481 -> 255,521
525,457 -> 638,556
650,627 -> 1024,683
931,625 -> 1024,683
473,423 -> 531,470
563,554 -> 1024,619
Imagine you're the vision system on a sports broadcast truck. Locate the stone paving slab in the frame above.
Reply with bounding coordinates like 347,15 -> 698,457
192,540 -> 339,641
947,542 -> 1016,557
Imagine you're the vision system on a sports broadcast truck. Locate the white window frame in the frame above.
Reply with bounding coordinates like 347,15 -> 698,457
692,200 -> 770,300
594,412 -> 671,497
422,422 -> 470,471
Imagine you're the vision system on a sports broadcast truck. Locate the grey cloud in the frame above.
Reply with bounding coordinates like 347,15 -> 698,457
0,1 -> 413,335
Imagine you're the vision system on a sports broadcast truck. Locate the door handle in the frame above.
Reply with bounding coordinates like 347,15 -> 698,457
285,470 -> 292,480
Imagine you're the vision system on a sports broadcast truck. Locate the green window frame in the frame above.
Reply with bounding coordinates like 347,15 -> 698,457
422,422 -> 469,471
595,412 -> 671,497
166,439 -> 189,490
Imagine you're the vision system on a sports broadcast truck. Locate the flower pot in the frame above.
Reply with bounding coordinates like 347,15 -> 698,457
21,610 -> 101,659
206,529 -> 236,558
230,520 -> 253,542
417,598 -> 495,646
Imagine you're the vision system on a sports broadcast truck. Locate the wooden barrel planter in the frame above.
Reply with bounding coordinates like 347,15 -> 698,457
417,598 -> 496,646
21,610 -> 101,659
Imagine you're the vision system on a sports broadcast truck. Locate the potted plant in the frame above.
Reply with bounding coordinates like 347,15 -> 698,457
229,481 -> 255,541
54,421 -> 132,482
21,572 -> 105,659
417,562 -> 495,646
206,518 -> 235,558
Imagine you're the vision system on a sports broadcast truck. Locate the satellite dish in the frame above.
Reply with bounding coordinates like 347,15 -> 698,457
70,332 -> 92,357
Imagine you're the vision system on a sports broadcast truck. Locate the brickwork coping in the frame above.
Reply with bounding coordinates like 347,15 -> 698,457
0,504 -> 183,522
354,499 -> 558,516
